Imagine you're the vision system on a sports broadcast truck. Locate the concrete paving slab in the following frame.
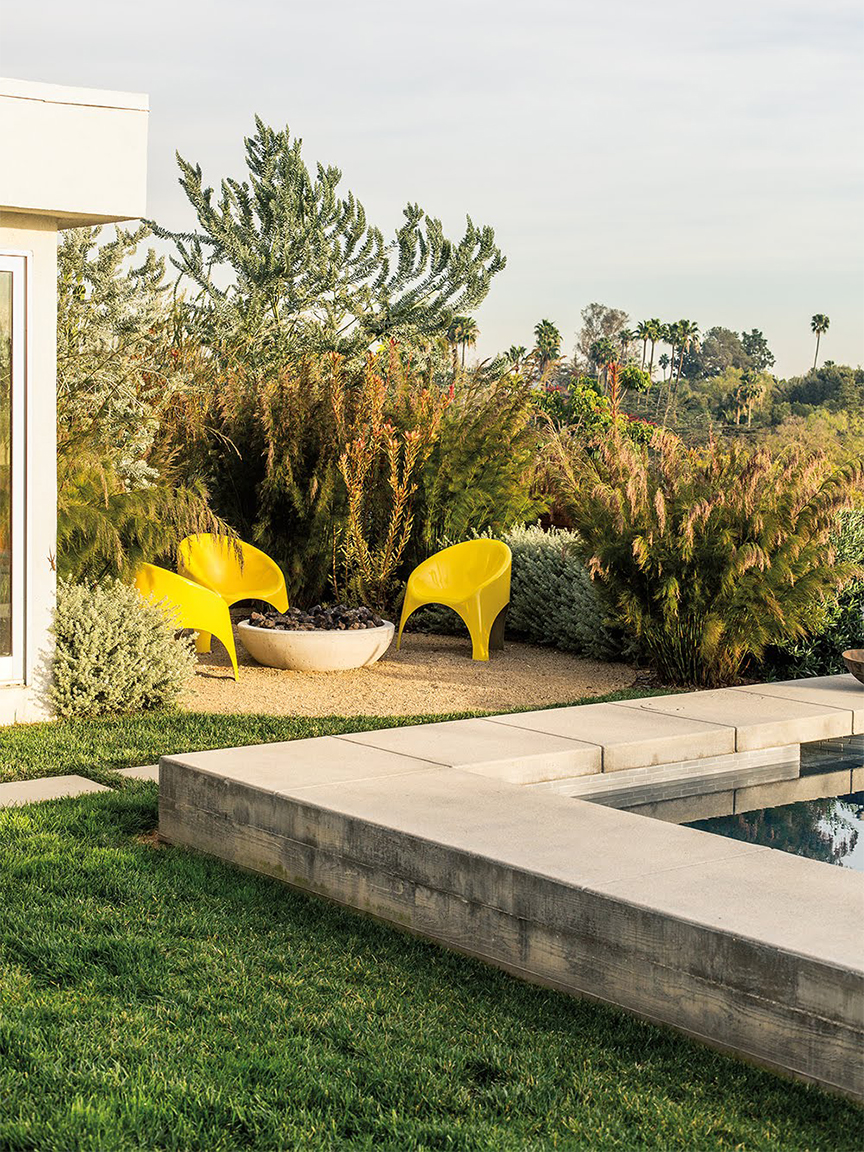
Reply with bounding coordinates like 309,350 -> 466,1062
485,702 -> 734,771
336,718 -> 601,784
602,842 -> 864,970
619,689 -> 852,750
161,736 -> 438,794
733,675 -> 864,734
853,766 -> 864,792
117,764 -> 159,782
0,775 -> 109,808
273,766 -> 768,890
554,745 -> 799,807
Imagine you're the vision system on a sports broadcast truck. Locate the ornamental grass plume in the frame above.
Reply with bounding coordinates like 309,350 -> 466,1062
549,426 -> 863,687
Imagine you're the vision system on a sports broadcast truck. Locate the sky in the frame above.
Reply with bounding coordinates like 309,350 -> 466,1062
1,0 -> 862,377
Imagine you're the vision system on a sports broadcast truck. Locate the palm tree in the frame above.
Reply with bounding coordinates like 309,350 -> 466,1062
506,344 -> 528,373
647,318 -> 662,379
658,352 -> 670,381
811,314 -> 830,370
589,337 -> 617,390
740,370 -> 766,427
533,319 -> 562,370
635,321 -> 651,368
618,328 -> 636,361
674,319 -> 700,383
457,316 -> 479,369
446,316 -> 466,378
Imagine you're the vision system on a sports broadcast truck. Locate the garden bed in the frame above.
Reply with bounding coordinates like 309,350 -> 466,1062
184,629 -> 637,716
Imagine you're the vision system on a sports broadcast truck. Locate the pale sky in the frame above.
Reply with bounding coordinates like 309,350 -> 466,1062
2,0 -> 862,377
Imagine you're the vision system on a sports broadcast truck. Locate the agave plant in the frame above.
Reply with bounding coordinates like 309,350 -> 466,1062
550,427 -> 863,686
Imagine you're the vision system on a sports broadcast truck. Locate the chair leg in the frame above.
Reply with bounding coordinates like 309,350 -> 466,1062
195,631 -> 212,654
213,626 -> 240,682
457,601 -> 490,662
489,604 -> 508,652
396,595 -> 418,651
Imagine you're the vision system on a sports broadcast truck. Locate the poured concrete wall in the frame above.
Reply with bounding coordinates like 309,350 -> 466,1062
160,744 -> 864,1100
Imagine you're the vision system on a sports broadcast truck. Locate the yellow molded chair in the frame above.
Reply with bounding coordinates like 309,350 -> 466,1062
177,534 -> 288,655
178,534 -> 289,611
134,562 -> 239,682
397,540 -> 512,662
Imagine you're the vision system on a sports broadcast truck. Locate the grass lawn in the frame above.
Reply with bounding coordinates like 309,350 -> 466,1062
0,689 -> 654,787
1,789 -> 859,1152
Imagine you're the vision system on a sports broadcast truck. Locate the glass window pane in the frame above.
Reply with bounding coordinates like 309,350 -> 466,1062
0,271 -> 11,656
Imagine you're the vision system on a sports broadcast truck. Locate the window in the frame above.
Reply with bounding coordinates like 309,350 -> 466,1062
0,254 -> 26,682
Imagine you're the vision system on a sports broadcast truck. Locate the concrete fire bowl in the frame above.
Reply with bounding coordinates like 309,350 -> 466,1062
237,619 -> 395,673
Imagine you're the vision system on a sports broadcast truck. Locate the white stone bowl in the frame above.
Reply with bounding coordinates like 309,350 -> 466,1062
237,619 -> 395,673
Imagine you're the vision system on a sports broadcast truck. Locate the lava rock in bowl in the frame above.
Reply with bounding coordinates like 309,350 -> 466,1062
842,649 -> 864,686
239,604 -> 394,671
249,604 -> 387,632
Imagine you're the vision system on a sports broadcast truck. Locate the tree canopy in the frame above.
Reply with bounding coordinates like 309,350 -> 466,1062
151,118 -> 505,364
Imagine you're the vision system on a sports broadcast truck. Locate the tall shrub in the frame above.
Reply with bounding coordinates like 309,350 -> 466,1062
419,374 -> 545,551
759,510 -> 864,679
550,428 -> 863,686
164,346 -> 543,606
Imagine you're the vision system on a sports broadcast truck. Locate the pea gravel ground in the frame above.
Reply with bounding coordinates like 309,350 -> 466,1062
184,627 -> 637,717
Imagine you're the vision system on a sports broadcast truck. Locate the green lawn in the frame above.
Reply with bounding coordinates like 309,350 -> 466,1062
0,789 -> 858,1152
0,694 -> 857,1149
0,689 -> 653,787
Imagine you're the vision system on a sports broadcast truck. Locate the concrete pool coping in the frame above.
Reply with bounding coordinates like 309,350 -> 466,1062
158,674 -> 864,1099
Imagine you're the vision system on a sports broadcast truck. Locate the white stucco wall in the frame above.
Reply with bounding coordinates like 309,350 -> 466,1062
0,78 -> 148,225
0,78 -> 149,724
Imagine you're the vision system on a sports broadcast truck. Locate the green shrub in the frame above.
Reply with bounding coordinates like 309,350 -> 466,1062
759,511 -> 864,679
550,428 -> 862,687
165,348 -> 544,608
416,524 -> 622,660
51,579 -> 196,718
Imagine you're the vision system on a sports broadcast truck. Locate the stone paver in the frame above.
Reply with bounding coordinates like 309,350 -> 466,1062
117,764 -> 159,782
734,675 -> 864,734
618,689 -> 852,750
485,702 -> 734,772
601,838 -> 863,966
337,718 -> 600,784
163,736 -> 438,794
0,775 -> 109,808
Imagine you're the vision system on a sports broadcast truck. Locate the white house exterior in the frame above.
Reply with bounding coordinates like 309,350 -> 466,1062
0,78 -> 148,723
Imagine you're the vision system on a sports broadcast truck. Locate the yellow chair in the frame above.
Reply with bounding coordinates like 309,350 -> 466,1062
177,534 -> 288,656
397,540 -> 511,662
134,562 -> 239,681
178,534 -> 288,611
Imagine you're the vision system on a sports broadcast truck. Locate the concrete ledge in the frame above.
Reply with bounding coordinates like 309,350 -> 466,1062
160,753 -> 864,1099
619,690 -> 853,750
734,676 -> 864,734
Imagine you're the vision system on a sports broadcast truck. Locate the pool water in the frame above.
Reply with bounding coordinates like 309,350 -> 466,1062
689,733 -> 864,871
690,794 -> 864,871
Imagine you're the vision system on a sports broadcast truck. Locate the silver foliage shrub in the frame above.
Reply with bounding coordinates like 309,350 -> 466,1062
415,524 -> 622,660
51,578 -> 196,718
